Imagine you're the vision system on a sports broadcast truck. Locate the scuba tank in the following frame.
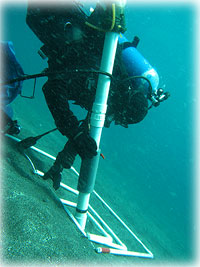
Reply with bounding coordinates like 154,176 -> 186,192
118,34 -> 159,97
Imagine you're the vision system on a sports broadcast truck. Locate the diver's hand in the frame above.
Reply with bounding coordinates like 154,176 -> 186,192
72,131 -> 97,159
43,163 -> 63,190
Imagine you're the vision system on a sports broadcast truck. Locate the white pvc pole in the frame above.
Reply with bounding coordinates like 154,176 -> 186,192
93,190 -> 153,256
89,31 -> 120,147
75,31 -> 119,230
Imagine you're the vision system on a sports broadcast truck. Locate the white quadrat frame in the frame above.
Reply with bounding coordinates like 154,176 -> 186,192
6,134 -> 153,259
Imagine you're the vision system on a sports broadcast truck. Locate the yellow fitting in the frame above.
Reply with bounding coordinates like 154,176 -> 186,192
85,3 -> 116,33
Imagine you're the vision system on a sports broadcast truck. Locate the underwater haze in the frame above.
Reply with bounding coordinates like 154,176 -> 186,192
1,1 -> 197,265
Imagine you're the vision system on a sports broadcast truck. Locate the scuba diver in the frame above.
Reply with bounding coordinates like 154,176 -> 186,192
25,1 -> 169,190
0,41 -> 23,135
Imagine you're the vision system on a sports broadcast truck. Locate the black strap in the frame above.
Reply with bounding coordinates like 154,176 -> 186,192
120,36 -> 140,50
76,208 -> 88,214
120,41 -> 134,50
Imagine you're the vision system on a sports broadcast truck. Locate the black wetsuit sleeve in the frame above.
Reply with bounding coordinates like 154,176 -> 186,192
42,79 -> 79,139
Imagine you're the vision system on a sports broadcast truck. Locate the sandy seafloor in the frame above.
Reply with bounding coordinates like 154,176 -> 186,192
1,96 -> 194,266
1,1 -> 199,267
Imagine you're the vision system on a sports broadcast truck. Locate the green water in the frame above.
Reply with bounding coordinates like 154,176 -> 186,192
2,1 -> 197,263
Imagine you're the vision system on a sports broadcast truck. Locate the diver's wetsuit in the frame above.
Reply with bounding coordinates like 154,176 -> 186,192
26,3 -> 148,189
26,3 -> 148,137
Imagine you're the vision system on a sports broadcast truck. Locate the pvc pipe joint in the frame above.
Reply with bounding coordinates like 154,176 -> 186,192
90,112 -> 106,128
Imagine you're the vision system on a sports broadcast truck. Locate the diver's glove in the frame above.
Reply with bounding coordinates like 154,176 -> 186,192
43,163 -> 63,190
43,140 -> 77,190
72,127 -> 97,159
56,140 -> 77,169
